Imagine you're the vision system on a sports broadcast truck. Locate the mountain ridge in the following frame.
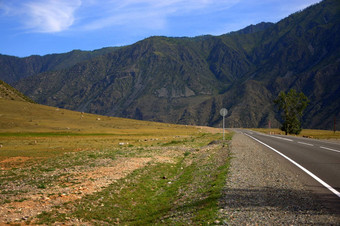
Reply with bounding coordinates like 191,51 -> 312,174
0,47 -> 119,84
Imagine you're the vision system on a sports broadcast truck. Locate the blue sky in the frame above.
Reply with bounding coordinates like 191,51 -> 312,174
0,0 -> 320,57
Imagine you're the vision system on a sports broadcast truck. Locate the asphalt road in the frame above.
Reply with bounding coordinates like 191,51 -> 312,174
235,129 -> 340,211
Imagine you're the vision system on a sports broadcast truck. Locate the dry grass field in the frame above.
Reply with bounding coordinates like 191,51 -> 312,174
0,99 -> 204,161
0,99 -> 230,224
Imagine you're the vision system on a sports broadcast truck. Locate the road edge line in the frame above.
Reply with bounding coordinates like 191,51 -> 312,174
244,133 -> 340,199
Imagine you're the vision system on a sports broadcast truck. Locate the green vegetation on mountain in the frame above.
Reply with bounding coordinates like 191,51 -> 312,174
1,0 -> 339,129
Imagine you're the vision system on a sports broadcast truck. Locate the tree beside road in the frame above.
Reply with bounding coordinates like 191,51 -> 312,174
274,89 -> 309,135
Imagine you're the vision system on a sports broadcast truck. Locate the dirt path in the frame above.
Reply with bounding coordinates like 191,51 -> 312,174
218,132 -> 340,224
0,157 -> 152,223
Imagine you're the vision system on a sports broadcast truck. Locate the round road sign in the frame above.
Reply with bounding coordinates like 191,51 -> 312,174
220,108 -> 228,117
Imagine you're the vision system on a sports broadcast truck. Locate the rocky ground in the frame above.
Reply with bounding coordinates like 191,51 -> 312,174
0,132 -> 229,224
218,132 -> 340,224
0,156 -> 152,223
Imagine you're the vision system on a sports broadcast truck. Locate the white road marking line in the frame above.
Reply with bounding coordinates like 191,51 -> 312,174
320,146 -> 340,153
244,133 -> 340,199
297,142 -> 314,146
263,134 -> 293,142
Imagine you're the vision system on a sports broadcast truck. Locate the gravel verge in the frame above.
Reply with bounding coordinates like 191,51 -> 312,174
218,132 -> 340,225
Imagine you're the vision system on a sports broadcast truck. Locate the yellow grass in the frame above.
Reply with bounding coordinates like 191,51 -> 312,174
0,99 -> 203,163
0,99 -> 196,134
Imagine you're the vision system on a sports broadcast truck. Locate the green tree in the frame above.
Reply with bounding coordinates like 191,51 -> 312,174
274,89 -> 309,135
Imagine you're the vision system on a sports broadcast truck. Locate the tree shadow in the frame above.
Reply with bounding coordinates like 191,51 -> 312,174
132,187 -> 339,224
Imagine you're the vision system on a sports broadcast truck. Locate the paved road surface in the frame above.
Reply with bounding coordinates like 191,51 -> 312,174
235,129 -> 340,212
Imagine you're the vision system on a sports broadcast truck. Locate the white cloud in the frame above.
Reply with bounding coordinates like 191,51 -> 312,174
1,0 -> 240,33
79,0 -> 240,31
1,0 -> 320,35
24,0 -> 82,33
1,0 -> 81,33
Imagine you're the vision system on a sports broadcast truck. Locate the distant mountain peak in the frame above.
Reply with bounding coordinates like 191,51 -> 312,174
231,22 -> 274,35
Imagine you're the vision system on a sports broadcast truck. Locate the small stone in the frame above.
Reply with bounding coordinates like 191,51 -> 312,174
214,220 -> 220,224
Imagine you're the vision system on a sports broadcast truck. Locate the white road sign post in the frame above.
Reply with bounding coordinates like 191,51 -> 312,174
220,108 -> 228,140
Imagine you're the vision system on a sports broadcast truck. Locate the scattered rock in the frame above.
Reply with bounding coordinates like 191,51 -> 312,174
41,196 -> 50,201
22,216 -> 29,221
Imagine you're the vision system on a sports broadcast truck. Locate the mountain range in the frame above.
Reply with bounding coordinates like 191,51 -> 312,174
1,0 -> 339,130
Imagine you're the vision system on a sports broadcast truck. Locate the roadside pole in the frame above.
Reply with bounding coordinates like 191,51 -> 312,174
220,108 -> 228,140
334,116 -> 336,134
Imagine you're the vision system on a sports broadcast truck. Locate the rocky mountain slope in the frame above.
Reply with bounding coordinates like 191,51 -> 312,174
0,47 -> 118,84
1,0 -> 339,129
0,80 -> 35,103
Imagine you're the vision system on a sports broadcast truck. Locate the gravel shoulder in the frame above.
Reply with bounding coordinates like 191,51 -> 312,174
219,132 -> 340,224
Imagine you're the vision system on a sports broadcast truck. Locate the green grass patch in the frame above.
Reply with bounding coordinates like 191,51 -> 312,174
162,139 -> 187,146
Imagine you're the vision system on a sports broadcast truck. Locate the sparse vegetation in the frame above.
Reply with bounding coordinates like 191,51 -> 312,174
33,133 -> 231,225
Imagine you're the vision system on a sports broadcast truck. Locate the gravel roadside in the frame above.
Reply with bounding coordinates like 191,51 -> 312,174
218,132 -> 340,225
